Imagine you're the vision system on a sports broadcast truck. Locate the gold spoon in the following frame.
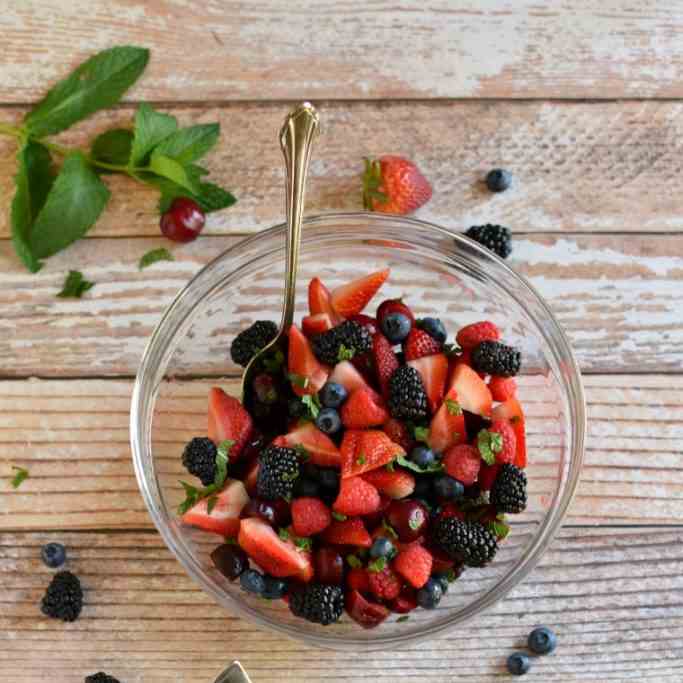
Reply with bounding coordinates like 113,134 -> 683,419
240,102 -> 320,405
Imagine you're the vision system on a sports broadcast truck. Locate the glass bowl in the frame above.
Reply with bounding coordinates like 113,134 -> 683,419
130,212 -> 585,651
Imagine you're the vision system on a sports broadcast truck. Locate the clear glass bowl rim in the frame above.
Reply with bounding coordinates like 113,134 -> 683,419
130,211 -> 586,650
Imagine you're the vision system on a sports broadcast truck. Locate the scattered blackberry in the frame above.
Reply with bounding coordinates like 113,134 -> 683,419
432,517 -> 498,567
230,320 -> 278,367
491,464 -> 527,513
485,168 -> 512,193
85,674 -> 121,683
388,365 -> 428,420
311,321 -> 371,365
465,224 -> 512,259
41,570 -> 83,622
288,583 -> 344,625
181,437 -> 217,486
256,446 -> 300,501
471,340 -> 521,377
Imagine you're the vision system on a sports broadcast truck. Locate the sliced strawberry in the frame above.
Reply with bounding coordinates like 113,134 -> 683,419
383,418 -> 414,452
448,363 -> 492,417
390,587 -> 418,614
341,429 -> 405,479
238,517 -> 313,581
488,418 -> 517,465
454,349 -> 486,379
330,268 -> 390,318
403,328 -> 442,361
302,312 -> 334,337
328,360 -> 370,394
488,375 -> 517,402
322,517 -> 372,547
341,387 -> 390,430
207,388 -> 253,461
456,321 -> 501,350
345,589 -> 390,629
275,421 -> 341,468
347,567 -> 371,593
368,566 -> 401,601
376,298 -> 415,326
372,332 -> 399,399
478,462 -> 501,491
362,469 -> 415,499
408,353 -> 448,414
428,386 -> 466,453
182,479 -> 249,537
244,460 -> 260,496
333,476 -> 381,517
287,324 -> 329,396
308,277 -> 342,323
393,544 -> 433,589
492,398 -> 527,468
291,497 -> 332,537
443,444 -> 481,486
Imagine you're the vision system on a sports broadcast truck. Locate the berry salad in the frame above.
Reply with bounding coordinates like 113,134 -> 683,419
177,269 -> 527,629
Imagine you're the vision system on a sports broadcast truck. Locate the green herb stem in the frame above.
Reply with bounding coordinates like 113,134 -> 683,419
39,138 -> 148,174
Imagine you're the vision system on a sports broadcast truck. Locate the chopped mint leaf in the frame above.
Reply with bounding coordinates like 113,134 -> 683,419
356,453 -> 367,466
139,247 -> 173,270
288,372 -> 309,389
11,466 -> 29,489
294,536 -> 313,551
278,528 -> 291,542
368,557 -> 387,573
381,519 -> 398,539
301,393 -> 321,419
397,615 -> 410,623
332,511 -> 347,522
385,459 -> 396,472
337,344 -> 355,361
489,519 -> 511,539
413,425 -> 430,443
206,495 -> 218,515
177,480 -> 201,515
262,349 -> 285,373
477,429 -> 503,466
57,270 -> 94,298
346,554 -> 362,569
396,454 -> 443,474
214,440 -> 233,488
445,399 -> 462,416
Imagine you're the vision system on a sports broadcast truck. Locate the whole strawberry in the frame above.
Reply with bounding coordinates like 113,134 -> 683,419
363,156 -> 432,215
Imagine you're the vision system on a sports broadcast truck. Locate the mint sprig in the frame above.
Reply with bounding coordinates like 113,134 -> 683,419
477,429 -> 503,466
57,270 -> 94,298
395,454 -> 443,474
11,466 -> 29,489
139,247 -> 174,270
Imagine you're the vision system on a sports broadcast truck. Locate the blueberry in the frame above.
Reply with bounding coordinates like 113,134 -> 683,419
294,477 -> 320,498
433,475 -> 465,501
41,543 -> 66,569
319,382 -> 348,408
262,575 -> 288,600
419,317 -> 447,343
416,578 -> 443,609
507,652 -> 531,676
433,573 -> 450,595
485,168 -> 512,193
315,407 -> 342,435
240,569 -> 266,595
369,537 -> 395,560
528,626 -> 557,655
410,445 -> 436,469
318,468 -> 340,492
381,312 -> 411,344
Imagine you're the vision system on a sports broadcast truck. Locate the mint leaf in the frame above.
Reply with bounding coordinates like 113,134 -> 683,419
356,453 -> 366,465
397,615 -> 410,623
301,394 -> 321,419
130,103 -> 178,166
337,344 -> 355,361
28,153 -> 110,263
477,429 -> 503,466
278,528 -> 291,542
445,399 -> 462,416
413,426 -> 430,443
288,373 -> 309,390
177,480 -> 201,515
396,454 -> 443,474
155,123 -> 220,164
25,46 -> 149,137
149,152 -> 199,193
368,557 -> 387,573
11,466 -> 29,489
332,511 -> 347,522
294,537 -> 312,551
57,270 -> 94,298
91,128 -> 133,168
151,175 -> 237,214
11,142 -> 54,272
214,440 -> 233,488
346,554 -> 362,569
489,519 -> 511,539
139,247 -> 173,270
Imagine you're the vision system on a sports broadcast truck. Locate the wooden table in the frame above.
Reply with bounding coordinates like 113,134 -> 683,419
1,3 -> 682,681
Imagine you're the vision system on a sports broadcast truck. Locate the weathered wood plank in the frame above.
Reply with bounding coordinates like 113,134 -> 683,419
3,101 -> 683,238
1,528 -> 682,681
1,375 -> 682,529
1,233 -> 681,376
2,2 -> 683,101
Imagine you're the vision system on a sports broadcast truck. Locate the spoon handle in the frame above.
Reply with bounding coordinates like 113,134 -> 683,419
278,102 -> 320,331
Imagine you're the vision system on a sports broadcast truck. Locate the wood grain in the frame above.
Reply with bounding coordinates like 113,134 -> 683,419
3,2 -> 683,102
4,100 -> 683,238
1,375 -> 682,529
2,527 -> 682,681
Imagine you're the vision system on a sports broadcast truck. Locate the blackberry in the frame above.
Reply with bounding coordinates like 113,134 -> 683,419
41,570 -> 83,622
181,437 -> 217,486
85,674 -> 120,683
288,583 -> 344,625
256,446 -> 300,501
491,464 -> 527,513
432,517 -> 498,567
471,340 -> 521,377
312,321 -> 371,365
465,224 -> 512,259
230,320 -> 278,367
388,365 -> 428,420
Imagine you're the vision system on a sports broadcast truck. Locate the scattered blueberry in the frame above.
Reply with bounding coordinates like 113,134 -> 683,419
433,475 -> 465,501
315,407 -> 342,435
485,168 -> 512,193
528,626 -> 557,655
433,573 -> 450,595
369,537 -> 395,560
319,382 -> 348,408
381,312 -> 411,344
41,543 -> 67,569
507,652 -> 531,676
240,569 -> 266,595
416,578 -> 443,609
410,445 -> 436,469
317,467 -> 340,492
419,317 -> 447,343
262,575 -> 288,600
294,477 -> 320,498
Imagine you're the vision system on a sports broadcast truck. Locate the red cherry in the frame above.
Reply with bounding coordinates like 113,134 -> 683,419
386,499 -> 429,542
241,498 -> 290,528
160,197 -> 206,242
314,547 -> 344,585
